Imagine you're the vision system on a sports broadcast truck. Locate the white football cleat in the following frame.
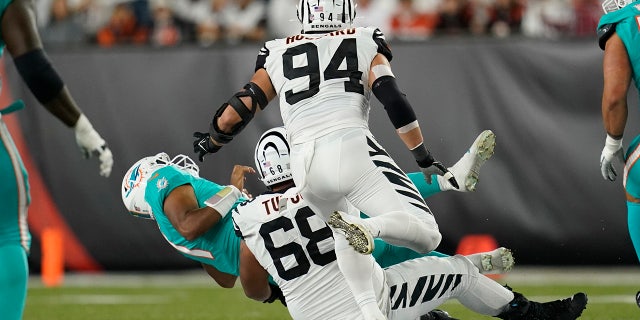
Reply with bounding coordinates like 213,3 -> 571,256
442,130 -> 496,192
327,211 -> 375,255
480,247 -> 515,274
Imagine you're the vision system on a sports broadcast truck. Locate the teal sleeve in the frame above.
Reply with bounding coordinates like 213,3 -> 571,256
407,172 -> 441,199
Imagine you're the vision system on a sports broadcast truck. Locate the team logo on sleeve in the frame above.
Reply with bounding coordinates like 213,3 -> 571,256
156,177 -> 168,191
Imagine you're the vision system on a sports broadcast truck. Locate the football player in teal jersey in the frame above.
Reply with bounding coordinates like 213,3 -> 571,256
597,0 -> 640,306
0,1 -> 113,319
122,153 -> 251,288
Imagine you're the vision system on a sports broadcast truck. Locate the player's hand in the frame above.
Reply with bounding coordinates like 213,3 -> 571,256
419,161 -> 459,189
193,131 -> 221,162
417,153 -> 459,189
74,114 -> 113,177
263,283 -> 287,307
600,135 -> 624,181
230,165 -> 255,195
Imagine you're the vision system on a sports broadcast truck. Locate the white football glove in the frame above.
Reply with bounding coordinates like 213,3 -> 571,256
74,114 -> 113,177
600,134 -> 624,181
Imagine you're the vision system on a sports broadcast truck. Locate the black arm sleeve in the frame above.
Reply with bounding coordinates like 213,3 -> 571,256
13,49 -> 64,104
372,75 -> 417,130
598,23 -> 617,50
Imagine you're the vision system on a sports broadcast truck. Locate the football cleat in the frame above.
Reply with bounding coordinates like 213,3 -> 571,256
445,130 -> 496,192
327,211 -> 374,255
480,247 -> 515,274
635,291 -> 640,308
497,288 -> 588,320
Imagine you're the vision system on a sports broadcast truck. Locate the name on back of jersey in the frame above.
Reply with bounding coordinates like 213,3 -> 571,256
285,28 -> 357,45
260,193 -> 303,215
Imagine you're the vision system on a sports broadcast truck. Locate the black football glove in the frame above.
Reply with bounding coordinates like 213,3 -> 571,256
193,131 -> 221,162
417,153 -> 459,190
263,283 -> 286,307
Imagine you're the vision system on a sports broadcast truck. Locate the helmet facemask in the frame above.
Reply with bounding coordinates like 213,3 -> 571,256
297,0 -> 357,34
171,154 -> 200,177
254,127 -> 293,188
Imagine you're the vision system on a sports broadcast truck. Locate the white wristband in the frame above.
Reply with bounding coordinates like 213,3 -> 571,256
74,114 -> 93,134
604,134 -> 623,153
204,185 -> 242,218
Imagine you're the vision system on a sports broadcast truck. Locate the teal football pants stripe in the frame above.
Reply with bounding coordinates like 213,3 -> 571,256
0,244 -> 28,320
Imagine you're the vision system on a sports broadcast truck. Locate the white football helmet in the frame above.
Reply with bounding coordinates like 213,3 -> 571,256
122,152 -> 171,219
255,127 -> 293,188
122,153 -> 201,219
602,0 -> 635,13
297,0 -> 357,34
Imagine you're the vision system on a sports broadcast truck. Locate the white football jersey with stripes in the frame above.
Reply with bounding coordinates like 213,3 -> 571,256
255,27 -> 393,145
232,191 -> 386,320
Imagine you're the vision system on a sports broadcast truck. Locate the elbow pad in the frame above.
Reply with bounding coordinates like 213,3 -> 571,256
13,49 -> 64,104
209,82 -> 268,145
372,76 -> 417,129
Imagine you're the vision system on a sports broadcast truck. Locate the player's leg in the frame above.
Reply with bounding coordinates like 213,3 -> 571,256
327,128 -> 441,254
372,239 -> 514,274
385,255 -> 587,320
0,244 -> 28,320
291,138 -> 387,319
0,124 -> 30,320
334,231 -> 388,320
624,135 -> 640,262
626,201 -> 640,261
409,130 -> 496,197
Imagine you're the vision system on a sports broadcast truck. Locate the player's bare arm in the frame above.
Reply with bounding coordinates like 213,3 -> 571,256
163,185 -> 224,241
230,165 -> 255,197
602,33 -> 630,138
202,263 -> 237,288
239,241 -> 272,301
599,32 -> 630,182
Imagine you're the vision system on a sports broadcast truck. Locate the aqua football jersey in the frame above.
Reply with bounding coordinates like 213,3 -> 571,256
0,0 -> 12,55
144,166 -> 246,276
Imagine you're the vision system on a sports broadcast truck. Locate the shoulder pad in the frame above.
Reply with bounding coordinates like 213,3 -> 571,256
598,23 -> 617,50
372,28 -> 393,61
255,44 -> 270,71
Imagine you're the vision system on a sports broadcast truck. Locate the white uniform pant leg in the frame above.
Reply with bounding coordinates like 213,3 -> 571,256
298,128 -> 441,253
385,255 -> 512,319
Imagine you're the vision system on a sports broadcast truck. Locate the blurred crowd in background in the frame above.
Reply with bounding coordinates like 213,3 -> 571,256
37,0 -> 603,48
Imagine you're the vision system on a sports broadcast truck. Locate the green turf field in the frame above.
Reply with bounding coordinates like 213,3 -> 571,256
23,267 -> 640,320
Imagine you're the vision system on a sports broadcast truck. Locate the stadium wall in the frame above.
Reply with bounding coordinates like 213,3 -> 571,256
4,38 -> 637,271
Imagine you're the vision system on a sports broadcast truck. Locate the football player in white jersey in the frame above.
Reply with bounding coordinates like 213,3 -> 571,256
232,127 -> 588,320
193,1 -> 460,317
